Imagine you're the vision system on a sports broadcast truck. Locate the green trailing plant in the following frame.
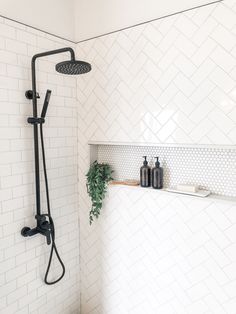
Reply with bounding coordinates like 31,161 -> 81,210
86,161 -> 113,224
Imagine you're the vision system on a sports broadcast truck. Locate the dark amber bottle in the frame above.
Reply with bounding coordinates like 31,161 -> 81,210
140,156 -> 151,187
152,157 -> 163,189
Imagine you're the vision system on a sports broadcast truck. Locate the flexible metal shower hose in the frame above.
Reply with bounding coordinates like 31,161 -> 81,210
40,123 -> 65,285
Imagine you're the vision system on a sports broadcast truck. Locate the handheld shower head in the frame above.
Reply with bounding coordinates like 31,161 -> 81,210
56,60 -> 91,75
41,90 -> 51,119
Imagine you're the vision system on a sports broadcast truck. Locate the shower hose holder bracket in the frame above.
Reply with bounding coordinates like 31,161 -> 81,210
25,90 -> 40,100
27,117 -> 45,125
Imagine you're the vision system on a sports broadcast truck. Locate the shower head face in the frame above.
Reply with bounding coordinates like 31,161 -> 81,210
55,60 -> 91,75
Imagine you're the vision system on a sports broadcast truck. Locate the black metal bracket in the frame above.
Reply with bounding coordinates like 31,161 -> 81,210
27,117 -> 45,125
25,90 -> 40,100
21,214 -> 52,245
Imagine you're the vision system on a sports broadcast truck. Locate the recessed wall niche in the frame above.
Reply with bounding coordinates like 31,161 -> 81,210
89,143 -> 236,198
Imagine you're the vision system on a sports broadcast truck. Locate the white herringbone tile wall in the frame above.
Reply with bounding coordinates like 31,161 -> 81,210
0,18 -> 80,313
77,0 -> 236,146
77,1 -> 236,313
84,186 -> 236,314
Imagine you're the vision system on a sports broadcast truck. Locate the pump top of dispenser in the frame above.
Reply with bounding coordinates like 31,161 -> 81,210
142,156 -> 148,166
155,157 -> 160,167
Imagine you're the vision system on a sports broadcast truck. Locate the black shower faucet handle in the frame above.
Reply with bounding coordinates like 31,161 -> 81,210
21,214 -> 52,245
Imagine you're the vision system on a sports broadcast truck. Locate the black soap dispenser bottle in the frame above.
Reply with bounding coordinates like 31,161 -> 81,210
140,156 -> 151,187
152,157 -> 163,189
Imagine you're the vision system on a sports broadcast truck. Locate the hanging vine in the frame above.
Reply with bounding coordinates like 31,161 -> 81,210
86,161 -> 113,224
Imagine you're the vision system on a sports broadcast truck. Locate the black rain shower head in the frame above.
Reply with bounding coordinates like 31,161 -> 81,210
56,60 -> 91,75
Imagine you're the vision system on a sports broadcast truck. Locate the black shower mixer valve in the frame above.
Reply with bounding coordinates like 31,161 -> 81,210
35,214 -> 52,245
21,214 -> 52,245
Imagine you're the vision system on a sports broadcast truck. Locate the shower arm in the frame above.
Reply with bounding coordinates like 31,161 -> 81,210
30,47 -> 75,221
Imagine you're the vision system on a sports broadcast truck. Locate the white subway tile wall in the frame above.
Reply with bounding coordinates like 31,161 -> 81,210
0,18 -> 80,314
76,1 -> 236,313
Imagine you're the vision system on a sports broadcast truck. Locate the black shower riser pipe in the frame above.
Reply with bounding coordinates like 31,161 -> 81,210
31,47 -> 75,220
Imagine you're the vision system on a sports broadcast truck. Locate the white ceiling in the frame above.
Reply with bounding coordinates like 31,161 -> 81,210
0,0 -> 221,42
74,0 -> 221,42
0,0 -> 75,41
